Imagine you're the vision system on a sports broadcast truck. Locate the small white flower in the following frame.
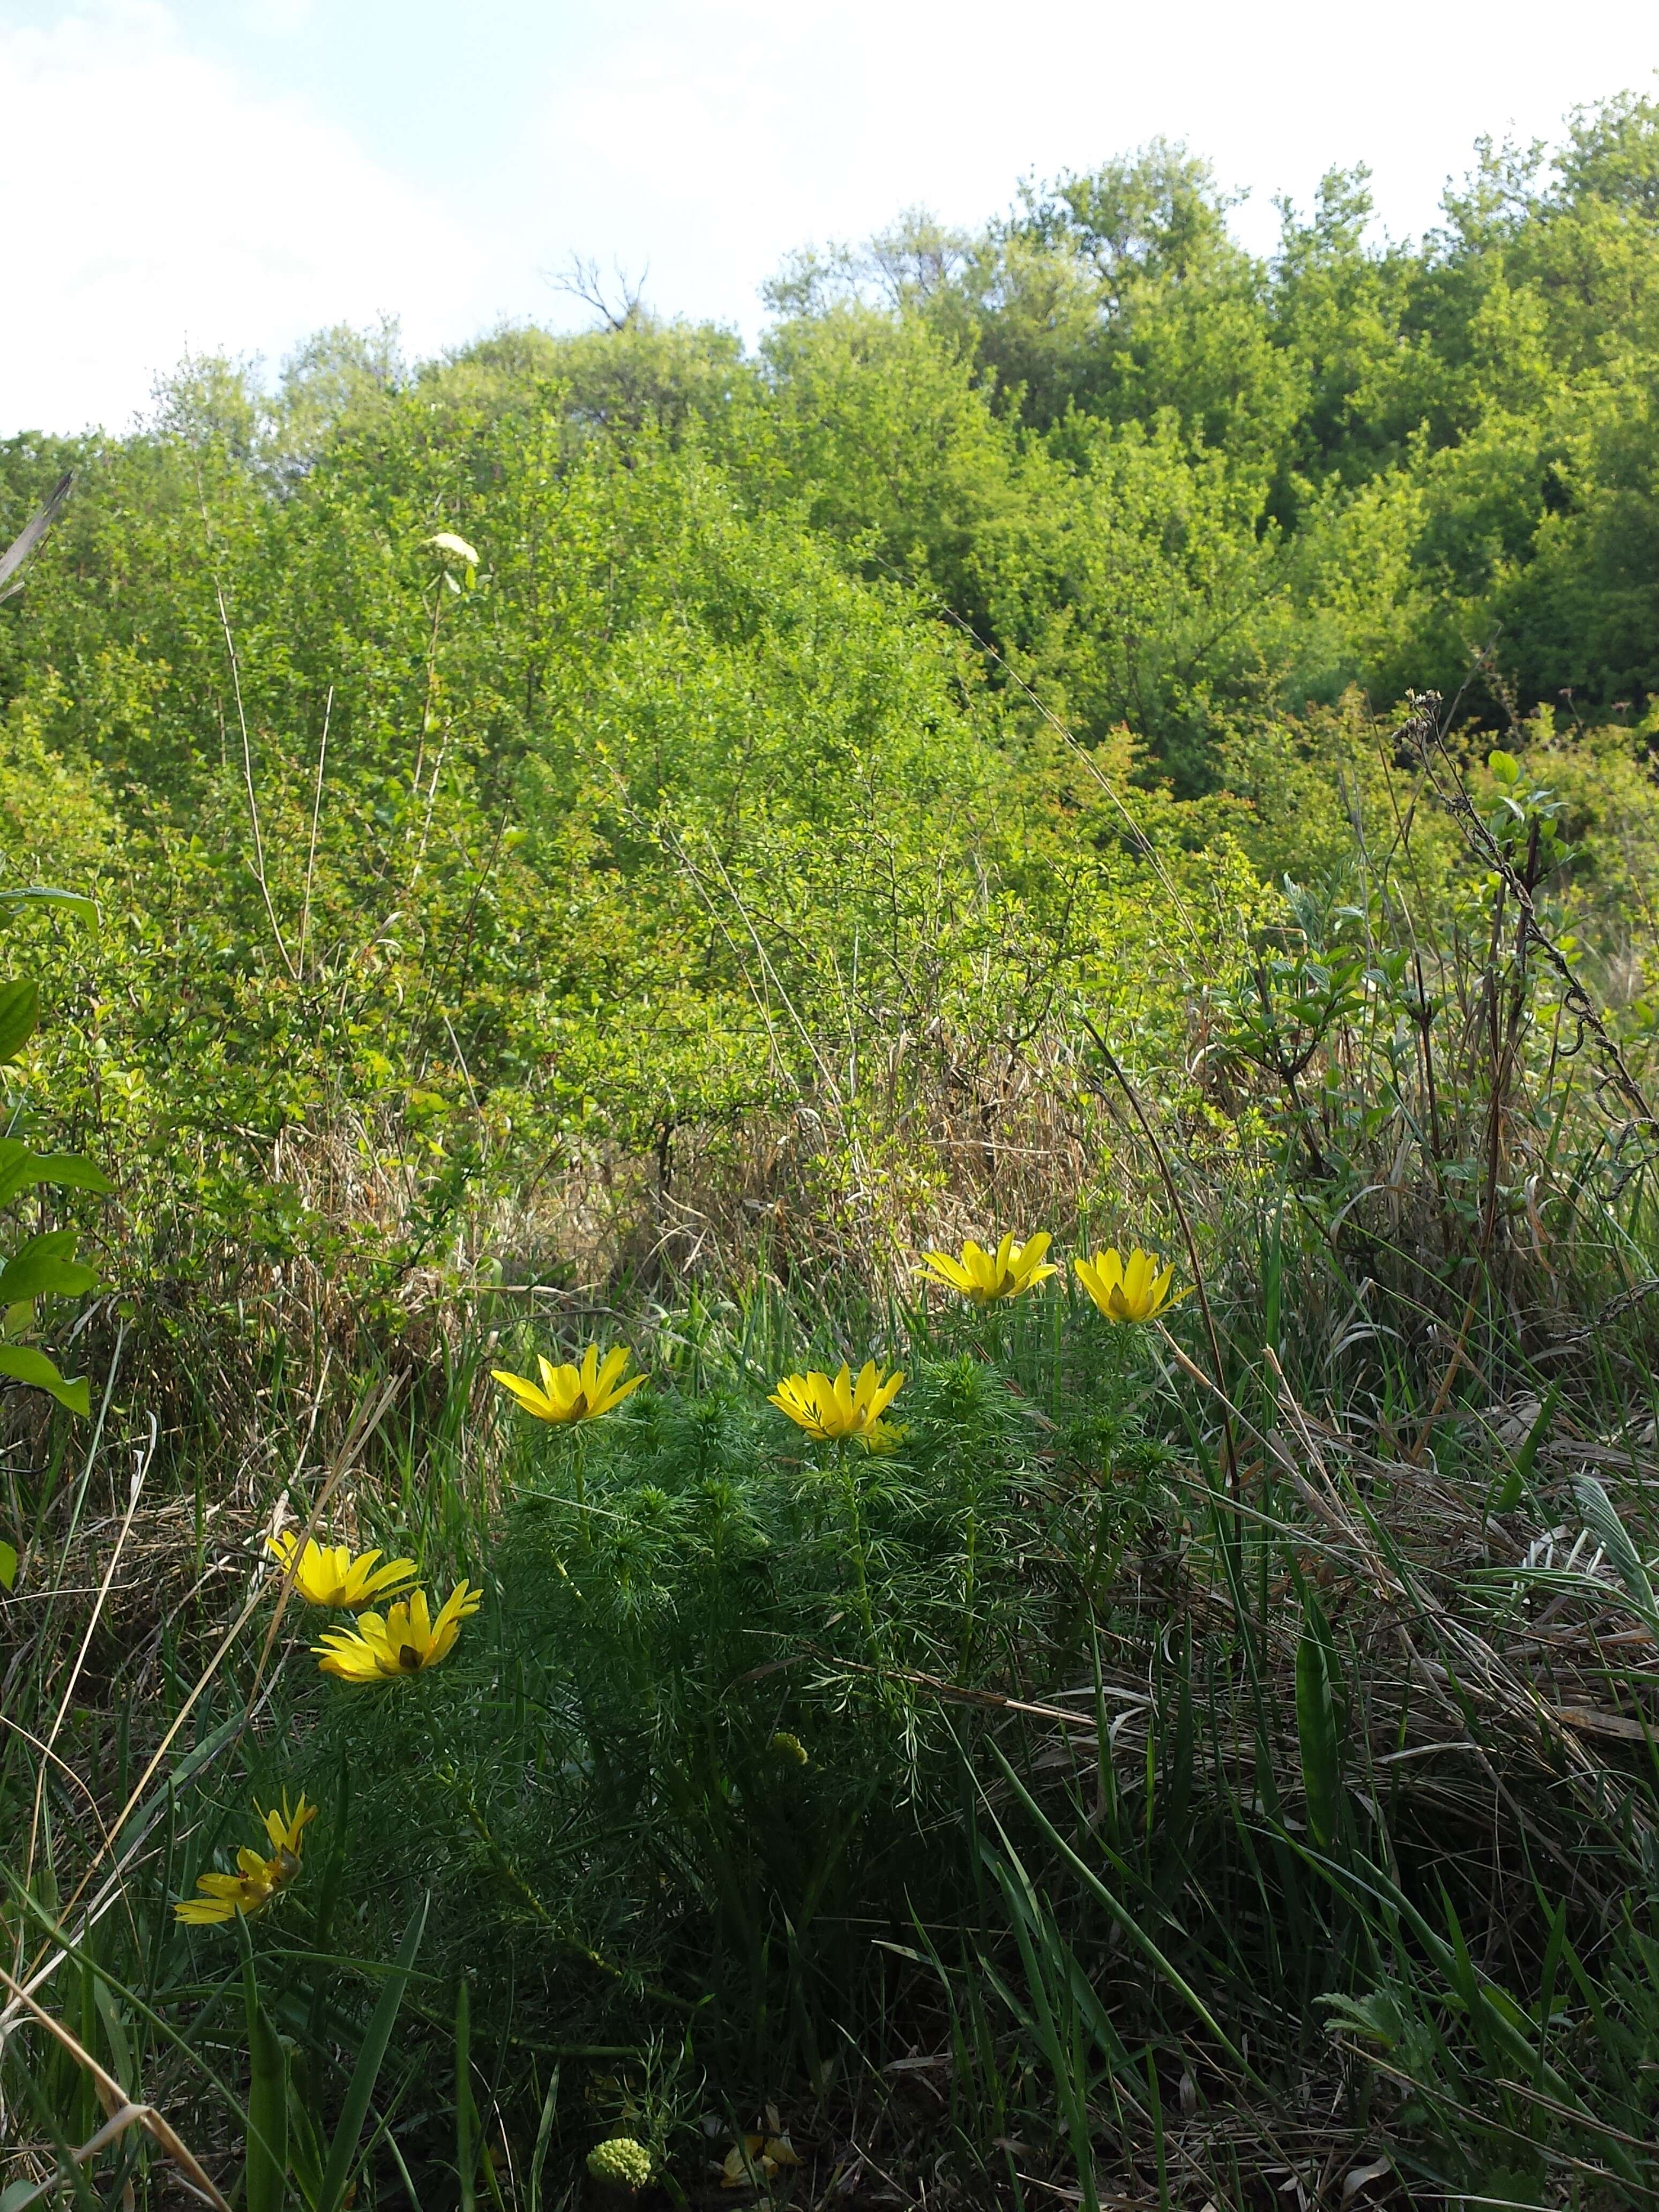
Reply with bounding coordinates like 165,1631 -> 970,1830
424,530 -> 479,567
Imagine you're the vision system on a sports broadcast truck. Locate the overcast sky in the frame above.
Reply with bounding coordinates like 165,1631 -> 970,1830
5,0 -> 1658,437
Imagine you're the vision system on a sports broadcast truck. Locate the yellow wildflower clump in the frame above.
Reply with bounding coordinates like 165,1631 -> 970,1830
491,1343 -> 645,1426
313,1582 -> 482,1682
267,1530 -> 417,1609
175,1792 -> 316,1925
921,1230 -> 1057,1305
769,1361 -> 904,1443
1074,1245 -> 1186,1324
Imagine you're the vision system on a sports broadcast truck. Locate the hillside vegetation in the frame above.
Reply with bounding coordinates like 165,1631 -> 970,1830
4,93 -> 1659,2212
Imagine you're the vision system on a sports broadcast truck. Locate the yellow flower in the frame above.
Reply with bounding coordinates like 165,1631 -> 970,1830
858,1418 -> 907,1456
921,1230 -> 1058,1305
769,1361 -> 905,1442
267,1530 -> 417,1609
313,1581 -> 482,1682
174,1791 -> 315,1925
174,1849 -> 280,1925
257,1790 -> 318,1873
721,2135 -> 801,2187
1073,1246 -> 1187,1324
491,1343 -> 646,1426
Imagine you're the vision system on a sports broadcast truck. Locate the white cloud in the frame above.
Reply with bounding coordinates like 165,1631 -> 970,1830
0,3 -> 488,434
513,0 -> 1659,325
6,0 -> 1659,432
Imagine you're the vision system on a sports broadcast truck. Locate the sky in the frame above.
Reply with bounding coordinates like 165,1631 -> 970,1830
4,0 -> 1658,437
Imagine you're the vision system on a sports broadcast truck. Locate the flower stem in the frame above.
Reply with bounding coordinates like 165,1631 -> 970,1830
838,1445 -> 877,1658
960,1503 -> 977,1677
570,1427 -> 591,1551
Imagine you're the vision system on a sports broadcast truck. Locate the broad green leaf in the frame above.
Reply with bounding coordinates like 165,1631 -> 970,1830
0,1538 -> 16,1590
287,2056 -> 326,2212
0,886 -> 98,928
0,1343 -> 91,1415
0,980 -> 39,1064
27,1152 -> 114,1195
1488,749 -> 1521,784
0,1228 -> 95,1307
90,1975 -> 134,2099
0,1147 -> 114,1207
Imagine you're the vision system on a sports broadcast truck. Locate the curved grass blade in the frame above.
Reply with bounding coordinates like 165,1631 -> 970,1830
316,1893 -> 430,2212
986,1740 -> 1248,2075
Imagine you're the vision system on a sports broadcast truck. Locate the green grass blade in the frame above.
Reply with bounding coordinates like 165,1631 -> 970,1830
987,1741 -> 1248,2075
527,2066 -> 560,2212
244,1976 -> 289,2212
1296,1597 -> 1343,1850
456,1970 -> 476,2212
316,1893 -> 430,2212
1493,1384 -> 1559,1513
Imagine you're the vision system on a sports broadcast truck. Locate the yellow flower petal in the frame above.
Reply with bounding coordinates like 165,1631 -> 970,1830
1075,1245 -> 1184,1323
921,1230 -> 1057,1304
495,1344 -> 645,1425
771,1361 -> 905,1441
176,1787 -> 315,1926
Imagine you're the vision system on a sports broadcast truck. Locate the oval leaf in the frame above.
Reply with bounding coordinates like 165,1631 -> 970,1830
0,980 -> 39,1065
0,1228 -> 95,1307
0,885 -> 98,927
0,1343 -> 91,1415
0,1148 -> 114,1207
